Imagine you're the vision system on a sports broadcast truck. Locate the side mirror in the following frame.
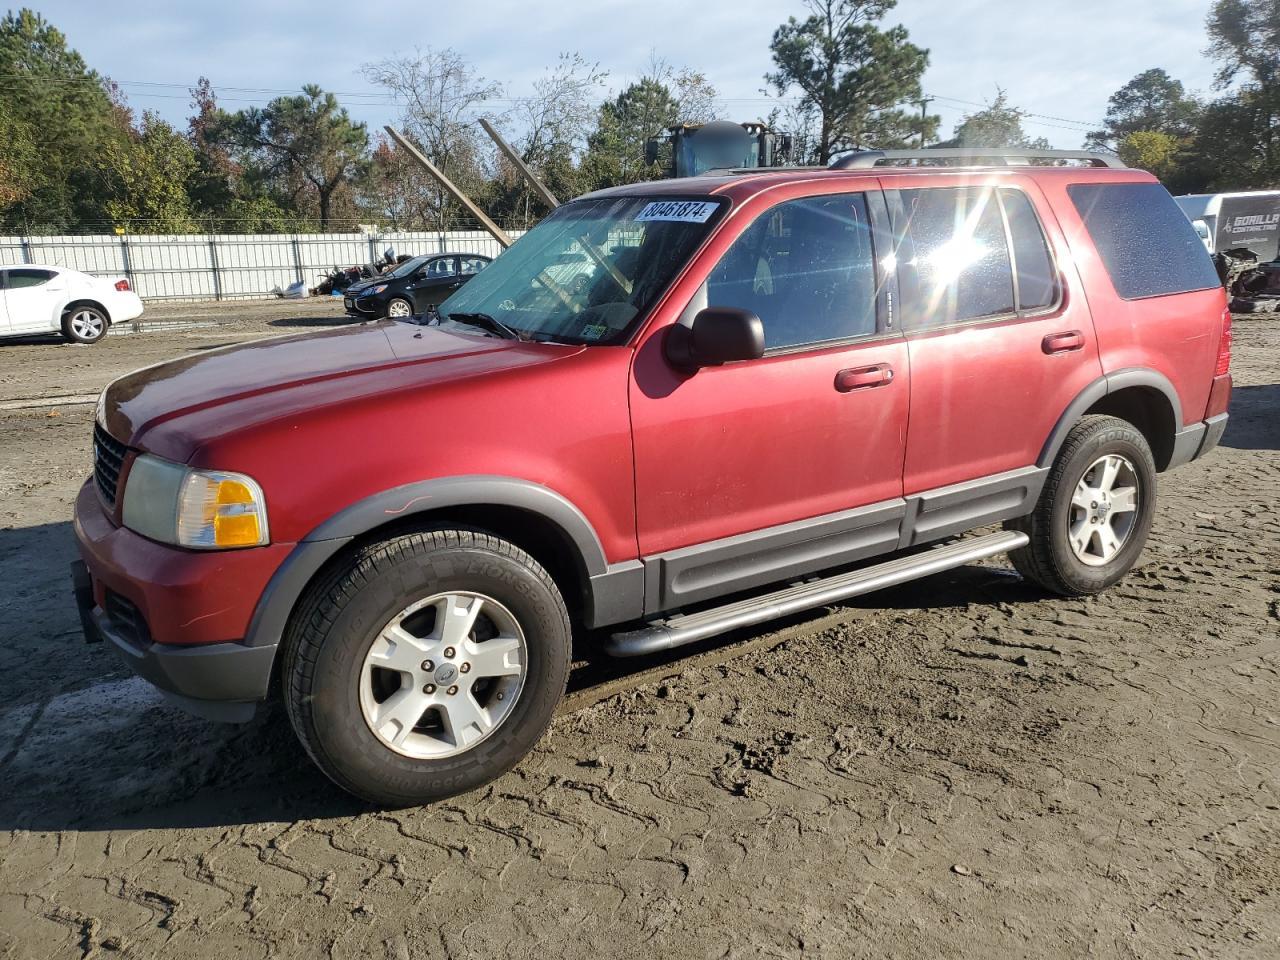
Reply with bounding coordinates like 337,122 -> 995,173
665,307 -> 765,368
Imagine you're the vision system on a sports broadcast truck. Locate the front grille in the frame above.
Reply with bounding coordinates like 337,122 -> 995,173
103,590 -> 151,648
93,422 -> 128,507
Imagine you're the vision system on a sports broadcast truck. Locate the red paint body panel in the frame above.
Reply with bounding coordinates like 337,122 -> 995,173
1028,170 -> 1229,425
74,480 -> 291,646
103,322 -> 638,562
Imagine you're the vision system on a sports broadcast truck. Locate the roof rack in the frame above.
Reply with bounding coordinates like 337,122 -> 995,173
830,148 -> 1125,170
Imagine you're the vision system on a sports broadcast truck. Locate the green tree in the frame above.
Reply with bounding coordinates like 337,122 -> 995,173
1117,130 -> 1182,180
583,78 -> 681,187
1194,0 -> 1280,188
765,0 -> 935,164
937,90 -> 1050,150
0,99 -> 38,214
1086,69 -> 1201,151
217,85 -> 369,228
97,112 -> 198,232
0,8 -> 124,231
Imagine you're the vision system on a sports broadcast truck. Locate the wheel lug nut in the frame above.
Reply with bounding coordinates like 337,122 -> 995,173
447,685 -> 458,696
496,693 -> 504,701
423,683 -> 436,694
443,647 -> 456,659
421,660 -> 433,671
460,662 -> 471,674
1091,501 -> 1098,508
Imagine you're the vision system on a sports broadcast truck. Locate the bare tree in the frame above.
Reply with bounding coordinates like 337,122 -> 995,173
362,47 -> 502,227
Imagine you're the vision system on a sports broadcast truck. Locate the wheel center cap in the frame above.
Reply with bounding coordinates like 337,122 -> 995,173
1097,499 -> 1112,520
434,663 -> 458,685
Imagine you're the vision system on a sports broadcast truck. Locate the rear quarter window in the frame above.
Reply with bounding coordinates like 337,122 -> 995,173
1067,182 -> 1220,300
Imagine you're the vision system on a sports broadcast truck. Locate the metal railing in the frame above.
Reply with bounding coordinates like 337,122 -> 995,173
0,230 -> 523,301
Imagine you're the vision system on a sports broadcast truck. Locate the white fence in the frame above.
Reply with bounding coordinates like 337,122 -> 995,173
0,230 -> 520,302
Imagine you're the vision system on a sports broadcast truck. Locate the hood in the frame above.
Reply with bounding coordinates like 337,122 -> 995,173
101,320 -> 582,458
345,277 -> 385,294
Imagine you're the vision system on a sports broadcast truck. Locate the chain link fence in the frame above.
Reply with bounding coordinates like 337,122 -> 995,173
0,230 -> 523,301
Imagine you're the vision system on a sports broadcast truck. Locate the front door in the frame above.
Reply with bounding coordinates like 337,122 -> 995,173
629,187 -> 910,613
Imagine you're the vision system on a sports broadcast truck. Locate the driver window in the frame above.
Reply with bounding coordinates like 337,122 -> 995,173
427,258 -> 458,278
706,193 -> 878,350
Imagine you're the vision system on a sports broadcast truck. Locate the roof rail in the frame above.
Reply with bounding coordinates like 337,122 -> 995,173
830,148 -> 1125,170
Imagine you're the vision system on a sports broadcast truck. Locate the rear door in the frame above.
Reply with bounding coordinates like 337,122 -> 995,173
2,268 -> 62,333
883,175 -> 1103,523
629,185 -> 911,612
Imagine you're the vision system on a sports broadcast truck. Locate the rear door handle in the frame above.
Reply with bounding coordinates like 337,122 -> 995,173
1042,330 -> 1085,354
835,363 -> 894,392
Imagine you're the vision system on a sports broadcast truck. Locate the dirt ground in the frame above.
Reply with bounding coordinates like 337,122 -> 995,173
0,300 -> 1276,959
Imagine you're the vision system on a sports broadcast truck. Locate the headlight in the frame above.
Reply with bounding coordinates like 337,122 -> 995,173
122,455 -> 269,549
368,284 -> 388,295
95,388 -> 107,430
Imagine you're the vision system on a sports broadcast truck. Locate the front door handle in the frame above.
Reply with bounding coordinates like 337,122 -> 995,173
835,363 -> 894,392
1042,330 -> 1085,354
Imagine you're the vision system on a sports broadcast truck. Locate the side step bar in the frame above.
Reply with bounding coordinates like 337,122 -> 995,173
605,530 -> 1029,658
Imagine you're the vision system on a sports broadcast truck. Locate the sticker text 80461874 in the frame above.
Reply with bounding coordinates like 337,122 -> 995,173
634,201 -> 719,223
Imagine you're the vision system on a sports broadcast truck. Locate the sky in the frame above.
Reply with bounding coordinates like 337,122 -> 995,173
32,0 -> 1222,148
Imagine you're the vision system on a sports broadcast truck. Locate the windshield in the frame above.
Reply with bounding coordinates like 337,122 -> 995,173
435,196 -> 725,344
387,256 -> 428,279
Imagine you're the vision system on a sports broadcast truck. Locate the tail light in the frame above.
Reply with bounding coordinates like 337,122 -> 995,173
1215,307 -> 1232,376
114,279 -> 131,292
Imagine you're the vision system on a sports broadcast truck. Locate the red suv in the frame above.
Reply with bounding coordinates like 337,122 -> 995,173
72,150 -> 1232,805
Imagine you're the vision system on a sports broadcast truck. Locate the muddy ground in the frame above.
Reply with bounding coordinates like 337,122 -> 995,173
0,300 -> 1276,959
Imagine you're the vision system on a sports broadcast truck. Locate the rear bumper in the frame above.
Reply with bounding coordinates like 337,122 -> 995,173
1167,413 -> 1229,470
109,292 -> 144,324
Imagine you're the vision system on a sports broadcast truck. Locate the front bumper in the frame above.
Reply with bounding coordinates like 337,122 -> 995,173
72,479 -> 291,722
344,294 -> 380,317
73,559 -> 273,721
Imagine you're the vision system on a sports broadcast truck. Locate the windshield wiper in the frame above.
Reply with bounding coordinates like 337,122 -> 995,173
444,311 -> 529,341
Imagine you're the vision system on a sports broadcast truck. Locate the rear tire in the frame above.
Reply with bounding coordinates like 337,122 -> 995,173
62,305 -> 108,344
1006,415 -> 1156,596
282,527 -> 571,806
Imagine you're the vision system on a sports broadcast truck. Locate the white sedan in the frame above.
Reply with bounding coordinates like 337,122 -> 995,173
1,264 -> 144,344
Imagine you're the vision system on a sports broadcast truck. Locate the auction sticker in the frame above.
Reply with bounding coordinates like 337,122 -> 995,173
635,200 -> 719,223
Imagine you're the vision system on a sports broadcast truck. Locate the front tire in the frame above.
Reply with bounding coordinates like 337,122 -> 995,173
1006,415 -> 1156,596
385,297 -> 414,319
282,528 -> 571,806
62,306 -> 108,344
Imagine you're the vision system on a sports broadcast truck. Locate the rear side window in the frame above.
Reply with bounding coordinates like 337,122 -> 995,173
6,268 -> 54,289
899,187 -> 1014,326
1067,182 -> 1220,299
1001,189 -> 1058,311
706,193 -> 878,350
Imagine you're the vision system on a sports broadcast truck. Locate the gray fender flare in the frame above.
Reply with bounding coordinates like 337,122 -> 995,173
1036,367 -> 1184,470
242,476 -> 616,650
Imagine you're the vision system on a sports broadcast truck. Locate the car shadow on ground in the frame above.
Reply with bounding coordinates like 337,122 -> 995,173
0,516 -> 1047,833
1222,384 -> 1279,450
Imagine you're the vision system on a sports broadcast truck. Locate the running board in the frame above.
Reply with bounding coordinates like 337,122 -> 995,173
605,530 -> 1029,658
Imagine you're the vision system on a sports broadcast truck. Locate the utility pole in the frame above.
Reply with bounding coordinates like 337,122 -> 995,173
383,126 -> 513,249
918,97 -> 933,149
478,118 -> 559,210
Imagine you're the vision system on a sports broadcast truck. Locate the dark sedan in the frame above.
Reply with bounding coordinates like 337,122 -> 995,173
344,253 -> 492,319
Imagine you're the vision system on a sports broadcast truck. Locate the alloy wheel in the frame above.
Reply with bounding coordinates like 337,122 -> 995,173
1068,453 -> 1140,566
71,310 -> 104,339
358,591 -> 527,759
